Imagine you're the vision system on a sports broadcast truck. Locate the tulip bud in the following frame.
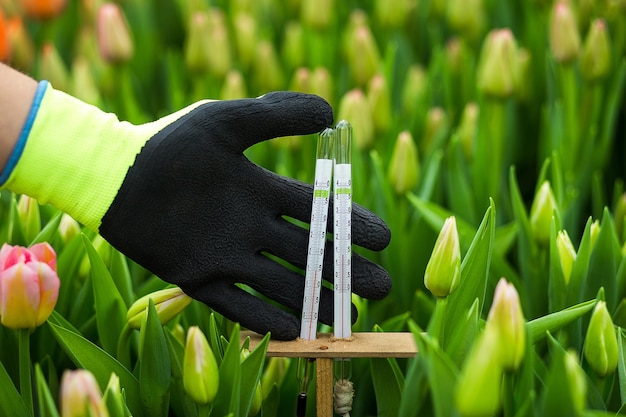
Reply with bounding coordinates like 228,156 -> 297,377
387,131 -> 419,195
549,1 -> 581,63
401,65 -> 428,118
183,326 -> 220,405
344,15 -> 381,86
71,57 -> 102,107
78,234 -> 110,277
584,300 -> 618,377
580,19 -> 611,82
514,48 -> 532,102
590,220 -> 601,253
38,42 -> 69,92
477,29 -> 519,99
445,37 -> 465,75
0,10 -> 10,62
96,3 -> 134,64
282,21 -> 305,70
289,67 -> 310,92
529,181 -> 558,246
301,0 -> 333,29
0,243 -> 59,329
253,40 -> 284,92
249,381 -> 262,417
310,66 -> 333,105
184,12 -> 210,74
457,102 -> 479,160
233,12 -> 257,70
220,70 -> 248,100
556,230 -> 577,285
486,278 -> 526,370
60,369 -> 109,417
6,16 -> 34,71
422,107 -> 448,153
374,0 -> 411,28
17,194 -> 41,243
19,0 -> 67,20
337,89 -> 374,150
127,287 -> 192,329
446,0 -> 485,41
424,217 -> 461,298
261,357 -> 289,399
456,327 -> 503,417
58,213 -> 81,244
564,349 -> 587,414
367,74 -> 392,133
102,373 -> 125,417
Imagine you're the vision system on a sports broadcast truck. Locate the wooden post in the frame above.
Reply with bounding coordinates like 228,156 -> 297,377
241,332 -> 417,417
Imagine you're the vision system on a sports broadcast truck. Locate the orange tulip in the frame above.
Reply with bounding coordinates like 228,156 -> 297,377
0,243 -> 59,329
0,9 -> 10,62
19,0 -> 67,20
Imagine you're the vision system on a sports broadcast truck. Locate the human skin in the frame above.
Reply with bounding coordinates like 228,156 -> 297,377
0,63 -> 37,170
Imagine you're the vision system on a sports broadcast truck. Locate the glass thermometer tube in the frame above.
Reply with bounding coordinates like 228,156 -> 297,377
300,128 -> 334,341
333,120 -> 352,340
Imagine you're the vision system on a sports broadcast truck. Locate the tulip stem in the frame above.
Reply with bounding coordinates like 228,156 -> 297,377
197,403 -> 211,417
18,328 -> 33,416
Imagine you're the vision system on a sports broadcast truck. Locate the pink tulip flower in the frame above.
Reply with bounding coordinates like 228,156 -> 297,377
0,242 -> 59,329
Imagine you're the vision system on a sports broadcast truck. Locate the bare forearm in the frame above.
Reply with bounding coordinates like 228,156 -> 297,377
0,63 -> 38,170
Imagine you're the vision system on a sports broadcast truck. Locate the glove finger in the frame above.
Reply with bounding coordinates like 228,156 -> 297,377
236,255 -> 339,326
265,218 -> 391,301
190,279 -> 301,340
274,174 -> 391,251
192,92 -> 333,154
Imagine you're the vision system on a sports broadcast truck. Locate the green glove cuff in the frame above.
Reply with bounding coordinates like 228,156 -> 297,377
2,81 -> 204,230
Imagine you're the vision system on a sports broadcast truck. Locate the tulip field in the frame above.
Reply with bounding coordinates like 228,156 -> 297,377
1,0 -> 626,416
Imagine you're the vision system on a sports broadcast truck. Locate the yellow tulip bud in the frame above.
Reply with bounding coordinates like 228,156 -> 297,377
387,131 -> 419,195
584,301 -> 618,377
486,278 -> 526,371
580,19 -> 612,82
556,230 -> 577,285
456,327 -> 503,417
366,74 -> 392,133
183,326 -> 220,404
477,29 -> 519,99
549,1 -> 581,63
127,287 -> 192,329
529,181 -> 558,246
424,217 -> 461,298
337,89 -> 374,150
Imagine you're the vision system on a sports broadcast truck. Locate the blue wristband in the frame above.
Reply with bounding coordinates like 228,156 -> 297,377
0,80 -> 49,185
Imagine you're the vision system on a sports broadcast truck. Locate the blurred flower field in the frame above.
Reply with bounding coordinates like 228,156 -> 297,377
1,0 -> 626,416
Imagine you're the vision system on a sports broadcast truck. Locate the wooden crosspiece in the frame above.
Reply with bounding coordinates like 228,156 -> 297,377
241,332 -> 418,417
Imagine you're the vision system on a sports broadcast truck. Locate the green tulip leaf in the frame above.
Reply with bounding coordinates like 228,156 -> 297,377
527,299 -> 596,343
47,318 -> 142,417
240,333 -> 269,417
139,299 -> 171,417
585,208 -> 622,311
29,210 -> 62,246
35,363 -> 60,417
83,234 -> 127,357
0,359 -> 30,417
212,324 -> 242,417
415,331 -> 460,417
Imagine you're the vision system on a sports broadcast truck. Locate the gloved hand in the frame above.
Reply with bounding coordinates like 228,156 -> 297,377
2,81 -> 391,340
